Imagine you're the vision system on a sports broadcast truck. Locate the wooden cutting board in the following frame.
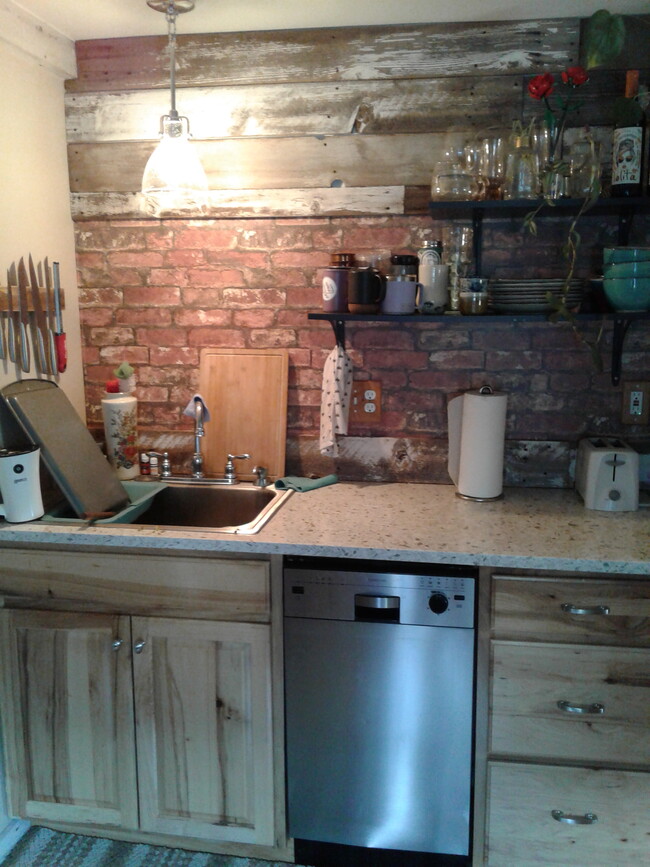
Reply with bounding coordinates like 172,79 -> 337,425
199,348 -> 289,482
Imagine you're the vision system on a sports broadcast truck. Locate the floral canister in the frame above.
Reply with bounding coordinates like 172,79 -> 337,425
101,389 -> 139,480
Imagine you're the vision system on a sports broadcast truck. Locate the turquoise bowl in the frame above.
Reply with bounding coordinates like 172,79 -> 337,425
602,277 -> 650,311
604,260 -> 650,279
603,247 -> 650,265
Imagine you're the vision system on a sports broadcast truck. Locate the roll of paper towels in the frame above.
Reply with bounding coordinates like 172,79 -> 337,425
447,386 -> 508,500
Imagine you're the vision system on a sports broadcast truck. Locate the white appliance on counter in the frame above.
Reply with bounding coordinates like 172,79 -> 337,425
575,437 -> 639,512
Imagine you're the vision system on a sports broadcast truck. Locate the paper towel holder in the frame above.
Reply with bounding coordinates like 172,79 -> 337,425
448,383 -> 507,503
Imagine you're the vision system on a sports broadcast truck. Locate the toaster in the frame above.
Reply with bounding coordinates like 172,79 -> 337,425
575,437 -> 639,512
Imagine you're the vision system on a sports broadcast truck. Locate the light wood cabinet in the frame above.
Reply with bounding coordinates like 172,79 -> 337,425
133,616 -> 274,845
0,610 -> 137,830
485,572 -> 650,866
0,549 -> 283,855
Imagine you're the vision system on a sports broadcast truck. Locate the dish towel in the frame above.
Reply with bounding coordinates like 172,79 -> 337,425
182,393 -> 211,422
275,474 -> 338,492
319,345 -> 353,457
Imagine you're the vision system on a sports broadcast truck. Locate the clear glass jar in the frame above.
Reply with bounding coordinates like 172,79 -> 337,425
431,161 -> 480,201
502,135 -> 539,200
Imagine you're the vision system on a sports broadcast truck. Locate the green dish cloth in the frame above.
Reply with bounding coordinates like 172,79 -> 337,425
274,474 -> 338,492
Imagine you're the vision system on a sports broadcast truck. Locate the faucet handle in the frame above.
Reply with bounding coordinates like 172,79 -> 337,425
224,453 -> 250,481
147,450 -> 172,478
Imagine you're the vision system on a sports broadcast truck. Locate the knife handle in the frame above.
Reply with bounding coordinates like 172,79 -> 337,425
35,329 -> 47,374
55,332 -> 67,373
18,322 -> 30,372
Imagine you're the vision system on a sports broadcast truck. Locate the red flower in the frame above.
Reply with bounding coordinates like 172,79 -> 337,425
561,66 -> 589,87
528,73 -> 555,100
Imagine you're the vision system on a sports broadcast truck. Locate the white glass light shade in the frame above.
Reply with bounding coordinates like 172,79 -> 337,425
141,118 -> 208,217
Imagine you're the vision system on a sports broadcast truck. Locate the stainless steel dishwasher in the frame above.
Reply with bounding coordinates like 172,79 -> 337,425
284,556 -> 477,867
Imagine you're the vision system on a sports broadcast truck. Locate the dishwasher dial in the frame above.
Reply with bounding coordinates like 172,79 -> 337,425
428,592 -> 449,615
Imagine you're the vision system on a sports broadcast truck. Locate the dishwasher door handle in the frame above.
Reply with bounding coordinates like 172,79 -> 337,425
355,594 -> 400,609
354,594 -> 400,622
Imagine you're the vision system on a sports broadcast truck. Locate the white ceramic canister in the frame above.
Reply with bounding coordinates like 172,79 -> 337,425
101,393 -> 139,480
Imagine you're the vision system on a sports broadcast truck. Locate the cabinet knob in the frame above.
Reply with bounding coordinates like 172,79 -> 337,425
560,603 -> 610,616
551,810 -> 598,825
557,700 -> 605,715
111,638 -> 123,652
133,639 -> 146,654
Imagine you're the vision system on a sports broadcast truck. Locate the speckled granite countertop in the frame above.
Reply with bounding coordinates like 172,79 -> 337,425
0,483 -> 648,574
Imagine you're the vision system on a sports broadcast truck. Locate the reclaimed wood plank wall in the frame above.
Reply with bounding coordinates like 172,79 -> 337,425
65,16 -> 649,220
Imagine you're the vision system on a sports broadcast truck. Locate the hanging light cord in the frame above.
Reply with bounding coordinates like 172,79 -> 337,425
165,3 -> 178,119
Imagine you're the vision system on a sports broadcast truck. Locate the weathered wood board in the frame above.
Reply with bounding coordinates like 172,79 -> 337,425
67,20 -> 580,93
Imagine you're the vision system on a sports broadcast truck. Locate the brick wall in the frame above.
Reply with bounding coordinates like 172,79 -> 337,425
76,211 -> 650,484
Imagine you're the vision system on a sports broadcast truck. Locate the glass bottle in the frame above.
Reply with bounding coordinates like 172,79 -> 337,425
503,131 -> 539,200
611,70 -> 644,198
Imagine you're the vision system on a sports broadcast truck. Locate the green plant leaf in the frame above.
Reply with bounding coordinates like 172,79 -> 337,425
583,10 -> 626,69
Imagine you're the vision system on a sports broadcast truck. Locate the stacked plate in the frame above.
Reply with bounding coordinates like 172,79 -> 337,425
489,279 -> 584,314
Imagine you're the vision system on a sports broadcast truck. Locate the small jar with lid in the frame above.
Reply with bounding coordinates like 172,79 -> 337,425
390,254 -> 419,281
330,252 -> 356,268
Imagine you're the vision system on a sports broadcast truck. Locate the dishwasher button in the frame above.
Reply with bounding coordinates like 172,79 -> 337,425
428,592 -> 449,615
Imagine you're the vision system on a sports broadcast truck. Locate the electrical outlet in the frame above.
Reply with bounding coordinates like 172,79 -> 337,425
350,380 -> 382,424
621,381 -> 650,425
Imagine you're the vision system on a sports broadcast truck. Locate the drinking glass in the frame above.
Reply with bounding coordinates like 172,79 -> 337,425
479,137 -> 506,200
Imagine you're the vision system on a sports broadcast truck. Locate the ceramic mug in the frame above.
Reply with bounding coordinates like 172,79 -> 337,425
382,279 -> 421,314
348,268 -> 386,313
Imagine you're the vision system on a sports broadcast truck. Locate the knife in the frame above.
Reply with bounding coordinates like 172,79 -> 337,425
16,258 -> 31,372
43,258 -> 58,375
52,261 -> 67,373
5,267 -> 16,363
28,253 -> 49,374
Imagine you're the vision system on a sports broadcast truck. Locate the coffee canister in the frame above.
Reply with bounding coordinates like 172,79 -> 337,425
322,252 -> 356,312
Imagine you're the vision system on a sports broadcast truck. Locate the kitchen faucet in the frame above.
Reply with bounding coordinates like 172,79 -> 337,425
191,398 -> 205,478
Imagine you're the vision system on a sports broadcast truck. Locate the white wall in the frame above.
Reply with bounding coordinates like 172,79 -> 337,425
0,38 -> 84,418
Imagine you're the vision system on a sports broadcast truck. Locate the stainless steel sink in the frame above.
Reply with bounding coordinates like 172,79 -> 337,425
112,481 -> 291,534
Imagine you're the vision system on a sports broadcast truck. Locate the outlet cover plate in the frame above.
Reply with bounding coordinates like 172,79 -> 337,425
350,380 -> 382,425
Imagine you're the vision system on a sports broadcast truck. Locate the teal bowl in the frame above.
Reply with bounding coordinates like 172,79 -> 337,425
603,247 -> 650,265
602,276 -> 650,311
603,260 -> 650,279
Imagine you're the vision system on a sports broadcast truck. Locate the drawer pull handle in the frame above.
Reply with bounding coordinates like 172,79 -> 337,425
557,700 -> 604,715
111,638 -> 123,652
133,639 -> 146,654
552,810 -> 598,825
561,603 -> 610,616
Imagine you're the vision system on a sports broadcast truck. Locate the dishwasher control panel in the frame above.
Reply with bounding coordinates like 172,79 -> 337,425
284,566 -> 475,629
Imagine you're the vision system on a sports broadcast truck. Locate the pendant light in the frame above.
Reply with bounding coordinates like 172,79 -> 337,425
141,0 -> 208,217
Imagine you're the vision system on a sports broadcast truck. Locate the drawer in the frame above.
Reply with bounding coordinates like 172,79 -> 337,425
492,575 -> 650,646
487,761 -> 650,866
0,549 -> 271,621
490,641 -> 650,766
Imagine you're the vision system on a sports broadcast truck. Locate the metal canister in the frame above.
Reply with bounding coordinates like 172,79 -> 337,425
418,240 -> 443,287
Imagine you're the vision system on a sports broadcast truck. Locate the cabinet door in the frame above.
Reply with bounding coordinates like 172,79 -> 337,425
487,761 -> 650,866
0,610 -> 137,828
132,616 -> 275,846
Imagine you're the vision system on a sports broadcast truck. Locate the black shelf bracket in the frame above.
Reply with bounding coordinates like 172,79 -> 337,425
611,315 -> 632,387
329,318 -> 346,348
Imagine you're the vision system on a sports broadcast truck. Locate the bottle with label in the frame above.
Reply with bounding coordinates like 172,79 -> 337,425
611,69 -> 644,197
